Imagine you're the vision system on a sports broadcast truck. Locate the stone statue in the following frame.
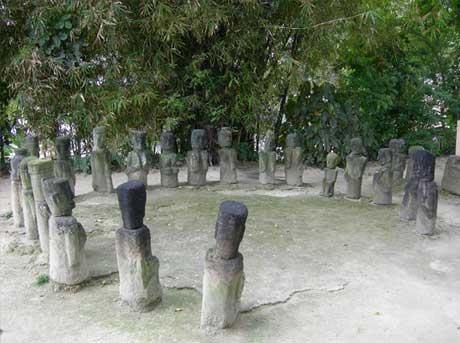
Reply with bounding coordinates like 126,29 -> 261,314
258,130 -> 276,185
19,156 -> 39,240
42,177 -> 88,284
187,129 -> 208,186
54,136 -> 76,194
126,129 -> 150,185
441,155 -> 460,196
91,126 -> 113,193
284,133 -> 304,186
406,146 -> 424,180
115,181 -> 162,311
320,150 -> 339,197
414,151 -> 437,235
401,150 -> 436,221
389,139 -> 407,184
23,135 -> 40,157
160,131 -> 179,188
201,200 -> 248,331
28,159 -> 54,256
218,127 -> 238,184
373,148 -> 393,205
10,148 -> 28,228
344,137 -> 368,199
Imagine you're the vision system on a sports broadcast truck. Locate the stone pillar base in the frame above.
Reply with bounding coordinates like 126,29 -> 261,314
11,180 -> 24,228
188,172 -> 207,186
160,173 -> 179,188
441,155 -> 460,195
22,190 -> 38,240
286,169 -> 303,186
201,249 -> 244,330
345,178 -> 363,199
116,226 -> 162,311
49,216 -> 88,285
128,171 -> 148,185
400,180 -> 418,220
35,200 -> 50,256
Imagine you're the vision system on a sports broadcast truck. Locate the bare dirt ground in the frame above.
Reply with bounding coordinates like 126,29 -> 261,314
1,158 -> 460,343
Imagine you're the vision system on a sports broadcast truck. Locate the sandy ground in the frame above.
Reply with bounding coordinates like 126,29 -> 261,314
1,158 -> 460,343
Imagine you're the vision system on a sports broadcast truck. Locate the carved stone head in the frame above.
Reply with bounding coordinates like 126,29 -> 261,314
378,148 -> 393,167
161,131 -> 176,153
55,136 -> 71,160
214,200 -> 248,260
191,129 -> 207,150
326,151 -> 339,169
117,180 -> 146,230
93,126 -> 107,150
286,133 -> 302,148
389,139 -> 406,154
11,148 -> 28,181
42,177 -> 75,216
413,150 -> 435,181
350,137 -> 364,156
263,130 -> 275,152
23,135 -> 40,157
218,127 -> 233,148
129,129 -> 147,151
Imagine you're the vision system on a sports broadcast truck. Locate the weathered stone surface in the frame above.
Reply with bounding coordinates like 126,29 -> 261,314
284,133 -> 303,186
320,151 -> 339,197
441,155 -> 460,196
160,131 -> 179,188
23,135 -> 40,157
49,216 -> 88,285
187,129 -> 208,186
389,139 -> 407,184
19,156 -> 38,240
29,159 -> 54,255
259,130 -> 276,185
91,126 -> 113,193
11,148 -> 27,228
416,180 -> 438,235
116,226 -> 162,311
218,127 -> 237,184
215,201 -> 248,260
373,148 -> 393,205
406,146 -> 424,180
400,150 -> 435,220
201,249 -> 244,331
344,138 -> 368,199
117,180 -> 146,230
54,136 -> 75,194
42,178 -> 75,217
126,129 -> 150,185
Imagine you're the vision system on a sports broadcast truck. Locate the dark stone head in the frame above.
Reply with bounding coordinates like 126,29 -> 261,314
350,137 -> 364,155
413,150 -> 435,181
408,145 -> 424,158
130,129 -> 147,151
117,180 -> 146,229
378,148 -> 392,166
218,127 -> 233,148
389,139 -> 406,154
24,135 -> 40,157
214,200 -> 248,259
42,177 -> 75,216
286,133 -> 302,148
161,131 -> 176,153
55,136 -> 71,160
191,129 -> 207,150
11,148 -> 28,180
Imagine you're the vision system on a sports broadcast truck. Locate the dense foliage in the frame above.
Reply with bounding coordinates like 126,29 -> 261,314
1,0 -> 459,168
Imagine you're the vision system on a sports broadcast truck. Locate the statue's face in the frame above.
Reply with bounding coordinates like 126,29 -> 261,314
350,138 -> 363,155
130,130 -> 146,150
55,137 -> 71,159
42,177 -> 75,216
218,128 -> 232,148
161,132 -> 175,152
326,151 -> 339,169
93,128 -> 106,149
191,129 -> 207,149
378,148 -> 392,166
389,139 -> 406,154
286,133 -> 301,148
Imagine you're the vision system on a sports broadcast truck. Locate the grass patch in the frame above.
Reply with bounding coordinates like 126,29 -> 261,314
0,211 -> 13,220
36,274 -> 49,286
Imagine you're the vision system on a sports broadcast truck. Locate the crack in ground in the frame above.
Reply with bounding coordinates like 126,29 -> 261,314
240,282 -> 349,313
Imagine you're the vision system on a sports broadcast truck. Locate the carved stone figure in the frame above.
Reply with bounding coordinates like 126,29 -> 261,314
259,130 -> 276,185
344,138 -> 368,199
187,129 -> 208,186
218,127 -> 238,184
23,135 -> 40,157
406,146 -> 424,180
19,156 -> 39,240
115,181 -> 162,311
11,148 -> 27,228
416,179 -> 438,235
28,159 -> 54,256
320,150 -> 339,197
441,155 -> 460,196
373,148 -> 393,205
201,201 -> 248,331
126,129 -> 150,185
91,126 -> 113,193
389,139 -> 407,184
42,177 -> 88,284
401,150 -> 435,221
160,131 -> 179,188
54,136 -> 76,194
284,133 -> 303,186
